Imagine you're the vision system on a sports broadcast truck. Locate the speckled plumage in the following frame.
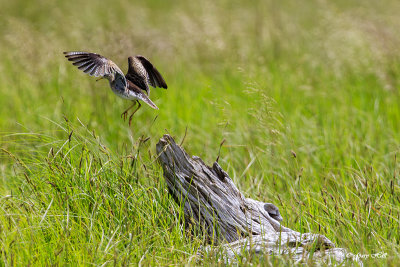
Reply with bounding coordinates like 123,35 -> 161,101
126,56 -> 167,95
63,51 -> 167,125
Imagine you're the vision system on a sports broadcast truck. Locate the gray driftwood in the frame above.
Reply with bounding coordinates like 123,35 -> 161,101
156,134 -> 357,265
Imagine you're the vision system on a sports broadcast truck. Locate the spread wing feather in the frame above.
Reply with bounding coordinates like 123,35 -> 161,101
63,51 -> 127,87
135,55 -> 168,89
126,55 -> 167,93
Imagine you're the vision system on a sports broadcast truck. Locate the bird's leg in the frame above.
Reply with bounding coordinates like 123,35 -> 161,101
121,101 -> 137,121
129,101 -> 142,126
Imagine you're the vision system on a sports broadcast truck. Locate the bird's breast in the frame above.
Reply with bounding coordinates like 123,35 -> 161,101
110,82 -> 139,100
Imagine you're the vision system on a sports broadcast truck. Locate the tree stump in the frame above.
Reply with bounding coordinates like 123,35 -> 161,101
156,134 -> 356,264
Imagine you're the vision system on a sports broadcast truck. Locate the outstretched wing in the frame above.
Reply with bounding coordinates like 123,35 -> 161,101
127,56 -> 167,90
63,51 -> 127,86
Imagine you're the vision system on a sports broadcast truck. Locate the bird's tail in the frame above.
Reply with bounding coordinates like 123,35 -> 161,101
139,93 -> 159,110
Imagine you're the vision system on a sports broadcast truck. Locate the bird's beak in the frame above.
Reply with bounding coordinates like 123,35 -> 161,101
96,77 -> 104,82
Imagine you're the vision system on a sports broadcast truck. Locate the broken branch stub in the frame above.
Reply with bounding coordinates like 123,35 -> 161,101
156,134 -> 354,264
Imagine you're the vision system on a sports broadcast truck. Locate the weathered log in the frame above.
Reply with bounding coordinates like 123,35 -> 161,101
156,134 -> 357,264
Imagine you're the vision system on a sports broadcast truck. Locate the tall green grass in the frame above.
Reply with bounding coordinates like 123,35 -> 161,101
1,0 -> 400,265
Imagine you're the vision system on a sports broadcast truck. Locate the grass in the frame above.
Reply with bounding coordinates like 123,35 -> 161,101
1,0 -> 400,265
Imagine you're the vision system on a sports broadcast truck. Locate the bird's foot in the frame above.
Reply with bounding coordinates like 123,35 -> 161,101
121,111 -> 128,121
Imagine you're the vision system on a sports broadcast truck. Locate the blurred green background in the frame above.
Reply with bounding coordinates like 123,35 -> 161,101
0,0 -> 399,265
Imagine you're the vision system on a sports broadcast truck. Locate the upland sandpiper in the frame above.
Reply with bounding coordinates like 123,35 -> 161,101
63,51 -> 167,125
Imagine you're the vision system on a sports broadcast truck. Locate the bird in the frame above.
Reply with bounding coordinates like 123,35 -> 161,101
63,51 -> 167,126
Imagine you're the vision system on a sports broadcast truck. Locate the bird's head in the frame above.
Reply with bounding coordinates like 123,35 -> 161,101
100,73 -> 114,82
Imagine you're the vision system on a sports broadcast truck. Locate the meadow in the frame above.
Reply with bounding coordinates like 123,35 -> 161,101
0,0 -> 399,265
